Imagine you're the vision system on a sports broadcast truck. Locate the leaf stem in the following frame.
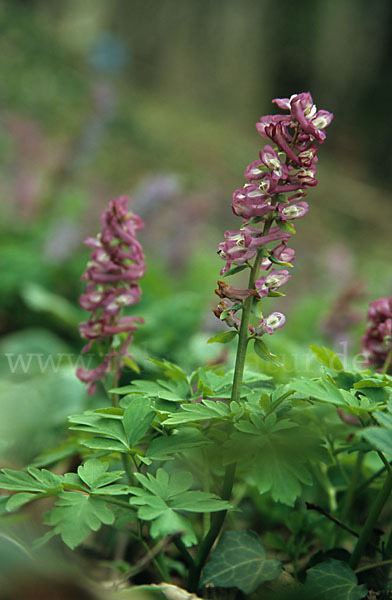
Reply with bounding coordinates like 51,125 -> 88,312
349,468 -> 392,569
187,219 -> 276,593
187,462 -> 236,592
173,537 -> 195,569
340,452 -> 364,523
230,251 -> 265,403
97,495 -> 134,510
109,366 -> 137,486
382,345 -> 392,375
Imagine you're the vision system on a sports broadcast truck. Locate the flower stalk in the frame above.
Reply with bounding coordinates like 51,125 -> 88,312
189,92 -> 333,594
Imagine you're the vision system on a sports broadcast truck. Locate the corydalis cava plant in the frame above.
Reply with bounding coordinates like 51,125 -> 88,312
76,196 -> 145,394
214,92 -> 333,366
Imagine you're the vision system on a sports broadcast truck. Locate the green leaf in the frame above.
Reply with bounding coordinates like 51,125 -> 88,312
121,356 -> 141,373
219,304 -> 242,320
163,400 -> 230,426
201,530 -> 281,593
146,428 -> 211,460
149,510 -> 197,546
291,378 -> 350,407
360,427 -> 392,455
30,442 -> 80,468
6,492 -> 38,511
254,339 -> 283,367
373,411 -> 392,428
207,331 -> 237,344
277,220 -> 296,234
222,264 -> 249,277
80,438 -> 128,453
44,491 -> 115,549
94,407 -> 124,417
123,397 -> 155,447
303,559 -> 367,600
267,290 -> 285,297
310,345 -> 344,371
148,359 -> 188,382
225,423 -> 329,505
169,491 -> 231,512
0,468 -> 62,493
112,382 -> 186,403
129,468 -> 229,546
26,467 -> 63,490
92,484 -> 132,496
77,459 -> 124,490
68,412 -> 129,447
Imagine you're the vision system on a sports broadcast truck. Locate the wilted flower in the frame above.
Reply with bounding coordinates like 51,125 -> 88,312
77,196 -> 145,394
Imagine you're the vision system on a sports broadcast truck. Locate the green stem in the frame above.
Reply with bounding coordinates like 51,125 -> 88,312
349,469 -> 392,569
382,528 -> 392,579
136,520 -> 167,581
382,345 -> 392,375
355,558 -> 392,574
230,252 -> 264,403
98,495 -> 134,510
109,366 -> 137,485
187,219 -> 275,593
173,537 -> 195,569
187,463 -> 236,592
340,452 -> 364,523
356,463 -> 388,496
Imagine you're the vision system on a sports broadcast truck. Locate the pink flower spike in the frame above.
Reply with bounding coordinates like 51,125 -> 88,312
77,196 -> 145,394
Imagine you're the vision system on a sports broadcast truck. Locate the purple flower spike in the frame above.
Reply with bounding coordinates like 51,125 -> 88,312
214,92 -> 332,336
77,196 -> 146,394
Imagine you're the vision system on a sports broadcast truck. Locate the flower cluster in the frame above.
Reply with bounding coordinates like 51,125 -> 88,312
215,92 -> 333,336
76,196 -> 145,394
361,297 -> 392,370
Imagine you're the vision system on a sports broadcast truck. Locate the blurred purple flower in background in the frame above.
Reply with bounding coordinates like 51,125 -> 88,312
361,296 -> 392,371
77,196 -> 145,394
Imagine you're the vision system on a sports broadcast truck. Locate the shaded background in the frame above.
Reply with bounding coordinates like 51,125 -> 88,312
0,0 -> 392,463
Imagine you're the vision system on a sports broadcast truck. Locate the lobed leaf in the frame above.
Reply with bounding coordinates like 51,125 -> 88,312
123,397 -> 155,447
44,491 -> 115,549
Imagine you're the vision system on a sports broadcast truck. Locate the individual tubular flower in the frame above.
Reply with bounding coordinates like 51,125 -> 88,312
255,270 -> 291,299
76,196 -> 145,394
255,312 -> 286,335
361,297 -> 392,370
214,92 -> 333,338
